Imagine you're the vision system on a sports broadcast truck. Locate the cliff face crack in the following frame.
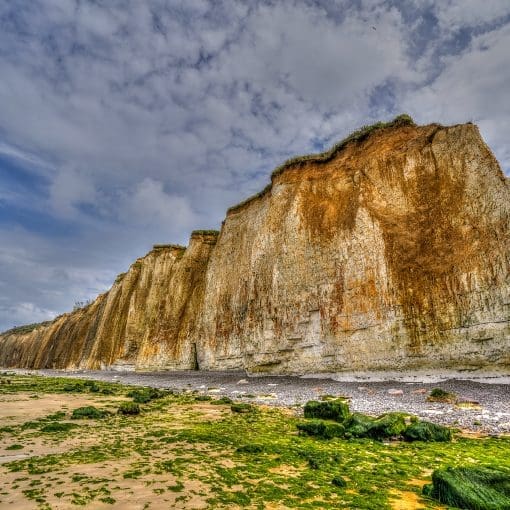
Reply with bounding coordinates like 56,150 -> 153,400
1,119 -> 509,373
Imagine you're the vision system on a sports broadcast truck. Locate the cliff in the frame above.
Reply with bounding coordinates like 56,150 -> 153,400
1,117 -> 509,373
0,232 -> 217,370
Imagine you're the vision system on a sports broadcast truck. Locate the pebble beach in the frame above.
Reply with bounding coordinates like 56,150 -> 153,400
6,368 -> 510,435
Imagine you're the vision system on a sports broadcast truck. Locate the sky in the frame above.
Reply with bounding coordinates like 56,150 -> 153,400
0,0 -> 509,331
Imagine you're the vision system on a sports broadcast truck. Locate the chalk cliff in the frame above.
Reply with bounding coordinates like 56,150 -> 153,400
1,117 -> 509,373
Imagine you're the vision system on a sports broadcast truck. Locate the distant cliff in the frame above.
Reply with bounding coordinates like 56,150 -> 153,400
1,116 -> 509,373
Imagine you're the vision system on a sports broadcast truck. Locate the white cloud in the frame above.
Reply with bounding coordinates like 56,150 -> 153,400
434,0 -> 510,31
1,302 -> 58,330
0,0 -> 508,329
50,167 -> 97,217
125,178 -> 197,228
402,22 -> 510,172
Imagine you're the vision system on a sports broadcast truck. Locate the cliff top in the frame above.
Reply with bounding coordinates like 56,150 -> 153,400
227,114 -> 421,214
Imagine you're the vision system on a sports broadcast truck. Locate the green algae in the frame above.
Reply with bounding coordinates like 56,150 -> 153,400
1,373 -> 508,510
423,466 -> 510,509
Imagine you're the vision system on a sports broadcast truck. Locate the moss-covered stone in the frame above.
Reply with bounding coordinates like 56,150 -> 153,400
40,422 -> 78,433
231,403 -> 254,413
344,412 -> 375,438
118,402 -> 141,416
404,421 -> 452,442
427,388 -> 457,403
127,387 -> 168,403
71,406 -> 108,420
367,413 -> 407,440
303,399 -> 350,422
423,466 -> 510,509
297,420 -> 345,439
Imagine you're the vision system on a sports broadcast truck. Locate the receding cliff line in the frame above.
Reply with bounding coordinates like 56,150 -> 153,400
1,116 -> 509,373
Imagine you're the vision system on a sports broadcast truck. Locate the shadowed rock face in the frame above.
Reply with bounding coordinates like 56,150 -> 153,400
1,121 -> 509,373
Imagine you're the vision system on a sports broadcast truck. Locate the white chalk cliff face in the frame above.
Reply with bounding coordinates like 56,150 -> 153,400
1,119 -> 509,373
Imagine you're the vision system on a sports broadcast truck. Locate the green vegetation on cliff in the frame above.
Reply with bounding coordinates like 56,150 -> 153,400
228,114 -> 416,213
1,321 -> 53,336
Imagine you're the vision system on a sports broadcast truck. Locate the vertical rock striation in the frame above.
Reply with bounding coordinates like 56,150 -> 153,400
1,118 -> 509,373
0,232 -> 218,370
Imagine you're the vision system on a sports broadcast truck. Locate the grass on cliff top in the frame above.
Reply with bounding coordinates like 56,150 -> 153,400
151,243 -> 186,250
1,321 -> 53,336
227,114 -> 415,213
191,230 -> 220,236
1,372 -> 508,509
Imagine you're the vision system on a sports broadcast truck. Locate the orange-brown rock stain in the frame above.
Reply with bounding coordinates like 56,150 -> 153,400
1,122 -> 509,372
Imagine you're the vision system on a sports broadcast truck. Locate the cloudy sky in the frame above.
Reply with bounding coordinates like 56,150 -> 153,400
0,0 -> 509,331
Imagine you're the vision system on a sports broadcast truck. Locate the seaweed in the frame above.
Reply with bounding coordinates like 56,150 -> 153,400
71,406 -> 108,420
404,421 -> 452,442
117,402 -> 141,415
303,399 -> 350,422
297,420 -> 345,439
423,466 -> 510,509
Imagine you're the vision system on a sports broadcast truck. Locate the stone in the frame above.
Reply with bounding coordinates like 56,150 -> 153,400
0,119 -> 509,374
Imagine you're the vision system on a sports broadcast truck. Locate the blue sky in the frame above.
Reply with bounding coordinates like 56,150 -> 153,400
0,0 -> 509,331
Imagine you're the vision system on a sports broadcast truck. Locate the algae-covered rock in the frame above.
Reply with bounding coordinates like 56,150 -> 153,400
303,400 -> 350,422
297,420 -> 345,439
427,388 -> 457,403
127,387 -> 168,403
423,466 -> 510,509
71,406 -> 107,420
344,412 -> 375,438
231,403 -> 254,413
367,413 -> 407,440
118,402 -> 141,415
332,476 -> 347,488
404,421 -> 452,442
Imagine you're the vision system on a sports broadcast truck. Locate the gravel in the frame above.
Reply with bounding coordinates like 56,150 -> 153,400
9,368 -> 510,435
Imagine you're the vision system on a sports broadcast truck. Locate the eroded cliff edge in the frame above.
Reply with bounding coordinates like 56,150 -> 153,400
1,118 -> 509,373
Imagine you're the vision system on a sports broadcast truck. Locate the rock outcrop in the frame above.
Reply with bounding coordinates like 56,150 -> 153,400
1,117 -> 509,373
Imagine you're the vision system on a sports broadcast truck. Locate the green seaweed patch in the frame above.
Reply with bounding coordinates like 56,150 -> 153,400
365,413 -> 408,440
423,466 -> 510,509
300,400 -> 450,443
404,421 -> 452,442
194,395 -> 213,402
40,422 -> 79,433
297,420 -> 345,439
210,396 -> 233,405
127,387 -> 169,403
304,399 -> 350,422
71,406 -> 109,420
236,444 -> 265,454
6,443 -> 24,450
427,388 -> 457,403
62,380 -> 116,395
230,403 -> 255,414
332,476 -> 347,488
117,402 -> 141,416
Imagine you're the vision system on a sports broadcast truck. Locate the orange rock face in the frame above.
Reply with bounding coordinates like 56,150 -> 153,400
1,121 -> 509,373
